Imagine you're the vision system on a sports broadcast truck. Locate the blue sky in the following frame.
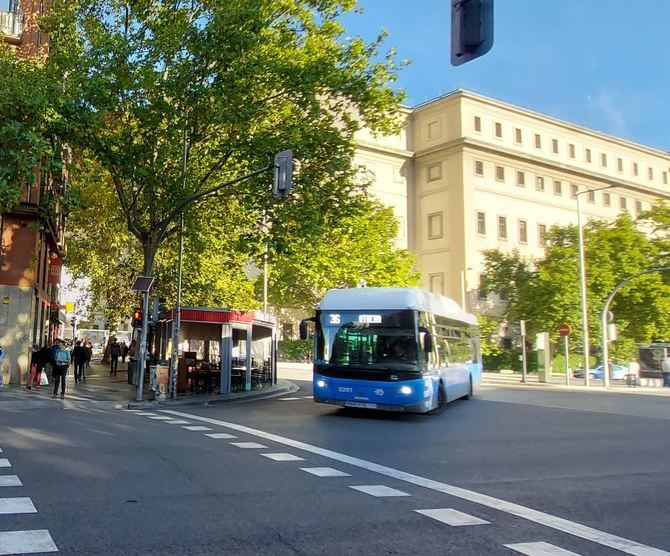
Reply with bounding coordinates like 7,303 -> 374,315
341,0 -> 670,151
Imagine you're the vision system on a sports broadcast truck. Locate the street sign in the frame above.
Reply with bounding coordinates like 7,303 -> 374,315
559,323 -> 572,337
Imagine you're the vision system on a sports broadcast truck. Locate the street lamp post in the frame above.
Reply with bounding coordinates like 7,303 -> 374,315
575,183 -> 622,387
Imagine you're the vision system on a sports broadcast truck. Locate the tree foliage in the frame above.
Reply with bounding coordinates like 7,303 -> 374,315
482,211 -> 670,363
51,0 -> 417,320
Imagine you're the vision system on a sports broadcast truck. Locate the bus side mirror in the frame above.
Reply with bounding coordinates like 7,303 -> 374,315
299,318 -> 314,340
419,327 -> 433,353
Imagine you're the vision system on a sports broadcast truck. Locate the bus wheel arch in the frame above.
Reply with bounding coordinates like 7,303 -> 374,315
462,375 -> 473,400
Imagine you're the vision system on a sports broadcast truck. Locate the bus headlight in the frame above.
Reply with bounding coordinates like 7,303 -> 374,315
399,385 -> 412,395
316,379 -> 327,389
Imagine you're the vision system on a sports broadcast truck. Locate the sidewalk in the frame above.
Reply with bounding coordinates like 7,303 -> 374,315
0,361 -> 298,410
482,370 -> 670,397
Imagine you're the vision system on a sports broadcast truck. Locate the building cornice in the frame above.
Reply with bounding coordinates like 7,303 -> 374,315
355,139 -> 414,160
412,90 -> 670,161
415,137 -> 670,200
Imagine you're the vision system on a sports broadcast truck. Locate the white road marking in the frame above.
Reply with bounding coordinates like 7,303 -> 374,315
0,529 -> 58,554
505,541 -> 581,556
147,416 -> 173,420
279,397 -> 302,401
301,396 -> 313,399
165,420 -> 191,425
204,433 -> 237,439
122,410 -> 144,413
0,476 -> 22,487
0,459 -> 11,468
230,442 -> 267,449
138,412 -> 158,416
261,453 -> 305,462
415,508 -> 489,526
350,485 -> 411,497
161,409 -> 670,556
182,426 -> 212,431
300,467 -> 351,478
0,498 -> 37,514
0,448 -> 3,452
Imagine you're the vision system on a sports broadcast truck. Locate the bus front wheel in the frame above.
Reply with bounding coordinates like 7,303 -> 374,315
462,376 -> 473,400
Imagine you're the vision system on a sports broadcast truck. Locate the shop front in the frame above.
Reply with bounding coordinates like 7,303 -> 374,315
153,308 -> 277,395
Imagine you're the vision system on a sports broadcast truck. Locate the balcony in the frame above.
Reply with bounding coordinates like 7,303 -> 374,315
0,10 -> 23,42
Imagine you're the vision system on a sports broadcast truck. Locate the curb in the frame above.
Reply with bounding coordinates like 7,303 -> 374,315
123,380 -> 300,410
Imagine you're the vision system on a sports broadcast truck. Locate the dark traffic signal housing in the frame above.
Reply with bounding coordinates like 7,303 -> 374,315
451,0 -> 494,66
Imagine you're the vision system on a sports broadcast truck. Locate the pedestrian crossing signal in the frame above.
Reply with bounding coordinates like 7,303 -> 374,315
132,309 -> 143,328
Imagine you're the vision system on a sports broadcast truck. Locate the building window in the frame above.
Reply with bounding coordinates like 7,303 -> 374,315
428,120 -> 441,140
538,224 -> 547,247
617,158 -> 624,172
536,176 -> 545,191
636,200 -> 643,214
516,171 -> 525,187
518,219 -> 528,244
648,167 -> 654,181
571,184 -> 579,198
494,122 -> 502,138
474,115 -> 482,132
588,190 -> 595,203
620,196 -> 627,210
495,166 -> 505,182
633,162 -> 639,176
428,212 -> 443,239
515,128 -> 523,144
663,171 -> 668,185
427,162 -> 442,182
477,211 -> 486,235
585,148 -> 592,163
534,134 -> 541,149
603,192 -> 611,207
429,273 -> 445,295
600,153 -> 607,167
474,160 -> 484,176
553,180 -> 562,195
568,143 -> 575,158
498,216 -> 508,240
552,139 -> 559,154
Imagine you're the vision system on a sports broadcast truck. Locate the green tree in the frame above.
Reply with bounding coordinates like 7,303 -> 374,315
0,47 -> 63,211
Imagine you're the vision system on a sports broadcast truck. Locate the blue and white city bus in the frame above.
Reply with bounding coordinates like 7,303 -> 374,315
300,287 -> 482,413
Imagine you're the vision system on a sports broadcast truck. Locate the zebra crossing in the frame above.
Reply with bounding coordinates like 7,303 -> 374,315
0,448 -> 58,554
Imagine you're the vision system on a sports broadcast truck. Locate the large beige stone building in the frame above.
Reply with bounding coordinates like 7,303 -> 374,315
356,90 -> 670,312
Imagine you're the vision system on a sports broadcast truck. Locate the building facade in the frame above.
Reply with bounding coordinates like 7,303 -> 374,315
1,0 -> 65,385
356,90 -> 670,312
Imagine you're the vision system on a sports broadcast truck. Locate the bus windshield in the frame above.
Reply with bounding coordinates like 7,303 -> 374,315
315,309 -> 421,373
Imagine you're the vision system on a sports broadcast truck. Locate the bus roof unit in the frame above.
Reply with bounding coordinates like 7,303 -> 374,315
318,287 -> 477,326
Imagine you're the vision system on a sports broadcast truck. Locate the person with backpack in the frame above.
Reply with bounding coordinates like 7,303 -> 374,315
51,339 -> 70,399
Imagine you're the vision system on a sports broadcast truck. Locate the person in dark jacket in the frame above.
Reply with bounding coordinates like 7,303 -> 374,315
83,340 -> 93,380
51,339 -> 70,399
109,338 -> 120,376
26,345 -> 49,389
72,341 -> 87,384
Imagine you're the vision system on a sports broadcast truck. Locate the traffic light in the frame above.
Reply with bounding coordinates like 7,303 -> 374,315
152,297 -> 167,322
132,308 -> 143,328
451,0 -> 494,66
273,150 -> 293,199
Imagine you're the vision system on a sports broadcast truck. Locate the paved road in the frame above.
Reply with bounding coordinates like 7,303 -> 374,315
1,377 -> 669,555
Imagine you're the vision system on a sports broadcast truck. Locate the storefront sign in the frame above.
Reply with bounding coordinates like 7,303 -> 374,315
48,257 -> 63,285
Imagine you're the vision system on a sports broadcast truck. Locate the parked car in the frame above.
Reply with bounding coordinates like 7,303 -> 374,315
574,364 -> 629,380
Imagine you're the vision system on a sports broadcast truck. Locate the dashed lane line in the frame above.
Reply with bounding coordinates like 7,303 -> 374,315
261,453 -> 305,462
204,433 -> 237,439
165,420 -> 191,425
147,416 -> 173,420
415,508 -> 489,527
181,426 -> 212,431
160,409 -> 670,556
0,497 -> 37,514
0,459 -> 11,468
300,467 -> 351,478
230,442 -> 267,449
0,530 -> 58,554
505,541 -> 581,556
350,485 -> 411,497
0,476 -> 22,487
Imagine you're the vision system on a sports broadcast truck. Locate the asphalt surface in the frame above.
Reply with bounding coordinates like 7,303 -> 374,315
1,374 -> 670,555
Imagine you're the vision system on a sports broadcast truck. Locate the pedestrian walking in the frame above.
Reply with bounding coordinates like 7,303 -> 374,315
662,356 -> 670,388
72,341 -> 87,384
109,338 -> 120,376
84,340 -> 93,380
120,341 -> 129,364
51,339 -> 70,399
27,345 -> 42,389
